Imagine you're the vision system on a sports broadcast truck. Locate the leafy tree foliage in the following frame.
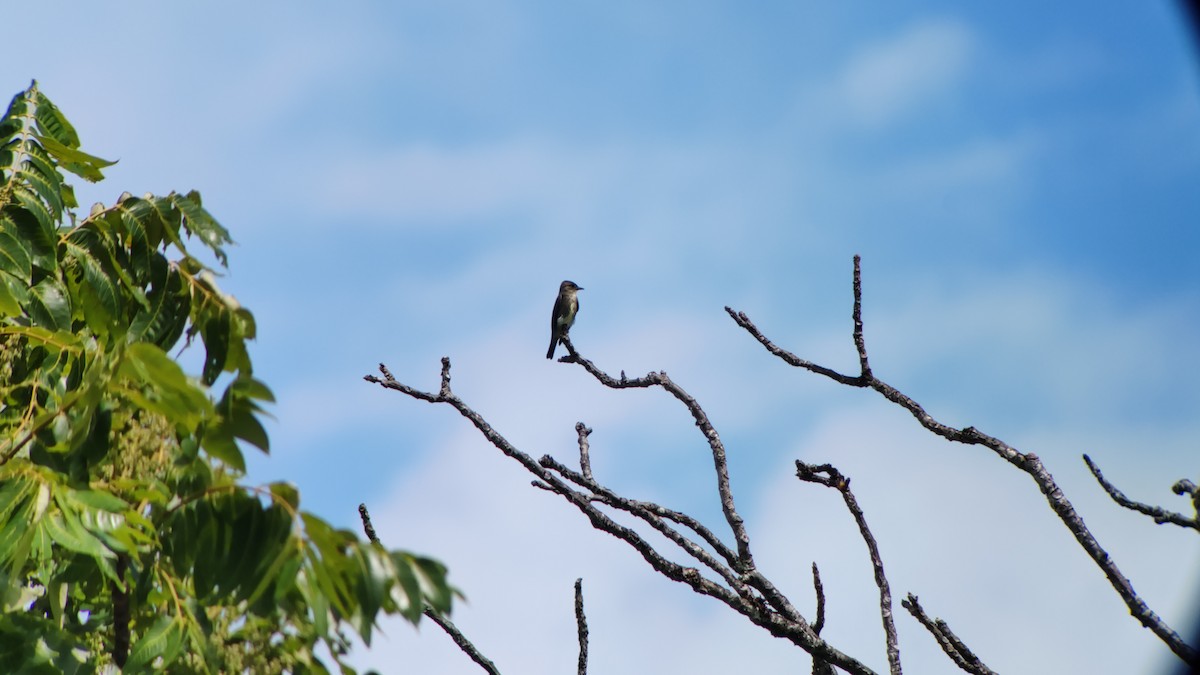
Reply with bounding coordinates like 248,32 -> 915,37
0,81 -> 453,673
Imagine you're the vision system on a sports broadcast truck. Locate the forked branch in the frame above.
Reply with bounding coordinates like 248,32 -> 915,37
726,256 -> 1198,666
366,358 -> 878,675
901,594 -> 995,675
797,462 -> 901,675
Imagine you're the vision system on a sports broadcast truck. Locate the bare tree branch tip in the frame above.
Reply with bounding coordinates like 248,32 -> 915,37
1085,453 -> 1200,531
1171,479 -> 1196,497
575,578 -> 589,675
358,503 -> 379,544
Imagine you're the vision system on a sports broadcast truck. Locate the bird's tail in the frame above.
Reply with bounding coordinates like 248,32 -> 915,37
546,336 -> 558,359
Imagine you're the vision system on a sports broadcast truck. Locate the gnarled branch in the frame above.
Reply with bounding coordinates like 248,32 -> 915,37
365,358 -> 879,675
727,255 -> 1198,666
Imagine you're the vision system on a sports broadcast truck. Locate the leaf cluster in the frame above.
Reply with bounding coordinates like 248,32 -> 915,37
0,81 -> 453,673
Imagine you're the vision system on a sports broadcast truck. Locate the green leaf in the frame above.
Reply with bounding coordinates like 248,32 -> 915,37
200,308 -> 230,385
0,271 -> 29,317
390,551 -> 424,624
32,88 -> 81,148
125,616 -> 184,671
217,377 -> 271,454
64,230 -> 121,320
27,278 -> 71,331
269,482 -> 300,512
42,511 -> 109,559
0,227 -> 32,283
173,191 -> 231,266
117,342 -> 212,430
34,133 -> 114,183
70,489 -> 127,513
0,325 -> 83,355
8,187 -> 58,268
199,423 -> 246,472
128,256 -> 189,349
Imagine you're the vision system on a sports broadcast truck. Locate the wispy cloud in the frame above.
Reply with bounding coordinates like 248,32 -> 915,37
834,18 -> 975,129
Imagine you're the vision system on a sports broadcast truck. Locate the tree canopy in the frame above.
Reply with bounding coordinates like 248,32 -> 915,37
0,81 -> 454,673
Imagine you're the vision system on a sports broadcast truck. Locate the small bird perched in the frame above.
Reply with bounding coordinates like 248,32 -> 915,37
546,280 -> 583,359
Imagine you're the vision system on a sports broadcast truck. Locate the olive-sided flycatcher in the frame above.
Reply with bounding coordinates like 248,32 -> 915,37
546,280 -> 583,359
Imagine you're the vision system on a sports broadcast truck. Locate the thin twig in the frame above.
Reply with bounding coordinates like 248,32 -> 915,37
575,579 -> 588,675
811,563 -> 826,635
1083,454 -> 1199,531
901,594 -> 996,675
576,422 -> 593,482
726,256 -> 1199,666
811,563 -> 834,675
796,462 -> 901,675
425,611 -> 503,675
358,504 -> 379,543
357,502 -> 502,675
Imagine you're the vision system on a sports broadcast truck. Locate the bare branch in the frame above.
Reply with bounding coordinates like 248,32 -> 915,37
727,257 -> 1200,666
811,563 -> 835,675
797,462 -> 901,675
901,594 -> 996,675
852,254 -> 871,379
357,503 -> 502,675
424,610 -> 503,675
538,454 -> 744,586
357,503 -> 379,543
560,349 -> 754,570
576,422 -> 594,482
575,579 -> 589,675
366,359 -> 880,675
1083,454 -> 1199,531
811,563 -> 826,635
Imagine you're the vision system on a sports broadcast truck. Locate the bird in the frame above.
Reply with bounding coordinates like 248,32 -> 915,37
546,280 -> 583,359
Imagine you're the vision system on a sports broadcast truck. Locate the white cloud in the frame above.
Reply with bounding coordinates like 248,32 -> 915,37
322,140 -> 615,224
871,132 -> 1035,199
836,18 -> 974,129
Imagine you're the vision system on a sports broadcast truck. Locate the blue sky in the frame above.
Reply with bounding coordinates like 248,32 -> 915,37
7,2 -> 1200,673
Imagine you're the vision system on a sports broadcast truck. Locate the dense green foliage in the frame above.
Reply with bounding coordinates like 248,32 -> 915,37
0,81 -> 453,673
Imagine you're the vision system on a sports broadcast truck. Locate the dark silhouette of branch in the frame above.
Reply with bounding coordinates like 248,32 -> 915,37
574,579 -> 588,675
358,503 -> 379,543
560,336 -> 754,569
811,563 -> 835,675
901,594 -> 995,675
423,611 -> 502,675
726,255 -> 1199,667
1083,454 -> 1200,531
112,553 -> 129,668
365,359 -> 880,675
576,422 -> 594,482
811,563 -> 826,636
796,462 -> 901,675
1174,479 -> 1200,513
357,503 -> 502,675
